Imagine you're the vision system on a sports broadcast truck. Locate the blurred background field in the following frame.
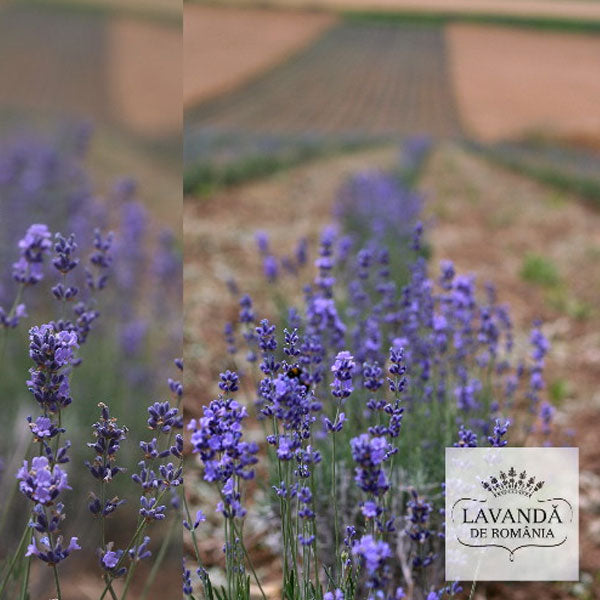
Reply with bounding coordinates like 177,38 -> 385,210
0,1 -> 181,598
184,3 -> 600,201
184,1 -> 600,598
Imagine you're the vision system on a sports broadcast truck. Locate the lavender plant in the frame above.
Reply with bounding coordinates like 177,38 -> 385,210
0,128 -> 181,423
0,217 -> 110,596
0,126 -> 182,598
0,306 -> 183,598
186,139 -> 561,599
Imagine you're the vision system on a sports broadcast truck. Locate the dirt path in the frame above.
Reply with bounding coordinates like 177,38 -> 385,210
184,5 -> 336,107
446,23 -> 600,144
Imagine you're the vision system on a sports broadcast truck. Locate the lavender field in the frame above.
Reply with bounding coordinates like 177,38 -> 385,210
2,1 -> 600,599
183,6 -> 600,600
0,3 -> 182,598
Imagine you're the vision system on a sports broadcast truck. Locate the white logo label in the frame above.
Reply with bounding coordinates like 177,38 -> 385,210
445,447 -> 579,581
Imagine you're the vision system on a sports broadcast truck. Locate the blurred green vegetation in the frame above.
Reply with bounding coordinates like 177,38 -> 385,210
520,253 -> 561,287
466,140 -> 600,210
343,9 -> 600,33
183,139 -> 377,197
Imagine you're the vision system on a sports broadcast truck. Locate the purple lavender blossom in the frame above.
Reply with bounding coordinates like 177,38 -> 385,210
102,551 -> 121,569
406,489 -> 433,545
314,226 -> 338,296
27,416 -> 64,441
26,535 -> 80,565
147,401 -> 180,432
86,228 -> 114,290
119,319 -> 148,356
189,381 -> 258,485
86,403 -> 127,487
52,233 -> 79,274
330,351 -> 355,400
0,302 -> 27,328
184,510 -> 206,531
350,434 -> 396,496
361,501 -> 381,519
239,294 -> 255,324
324,412 -> 346,433
488,418 -> 510,447
255,230 -> 269,254
296,237 -> 308,266
12,224 -> 52,285
539,402 -> 554,437
224,322 -> 237,354
454,425 -> 478,448
100,544 -> 127,577
139,496 -> 167,521
16,456 -> 70,504
183,560 -> 193,595
27,324 -> 78,412
351,534 -> 392,593
263,255 -> 279,282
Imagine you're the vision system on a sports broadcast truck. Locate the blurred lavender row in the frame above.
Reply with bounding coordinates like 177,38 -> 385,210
0,122 -> 181,401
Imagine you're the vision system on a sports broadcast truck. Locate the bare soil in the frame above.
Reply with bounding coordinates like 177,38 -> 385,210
446,23 -> 600,144
107,17 -> 181,136
183,5 -> 336,107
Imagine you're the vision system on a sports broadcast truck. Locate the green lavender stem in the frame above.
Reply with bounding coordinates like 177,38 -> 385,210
0,525 -> 30,598
139,513 -> 178,600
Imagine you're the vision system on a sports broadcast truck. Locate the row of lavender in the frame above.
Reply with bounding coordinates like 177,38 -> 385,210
0,125 -> 181,395
186,138 -> 560,599
0,127 -> 182,598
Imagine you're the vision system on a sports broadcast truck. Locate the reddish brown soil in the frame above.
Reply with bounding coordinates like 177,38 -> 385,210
183,5 -> 336,107
107,17 -> 181,136
446,24 -> 600,145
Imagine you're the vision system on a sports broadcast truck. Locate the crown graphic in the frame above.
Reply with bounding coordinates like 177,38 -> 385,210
481,467 -> 545,498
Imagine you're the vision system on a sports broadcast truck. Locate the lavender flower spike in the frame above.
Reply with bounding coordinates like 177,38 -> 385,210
12,224 -> 52,285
